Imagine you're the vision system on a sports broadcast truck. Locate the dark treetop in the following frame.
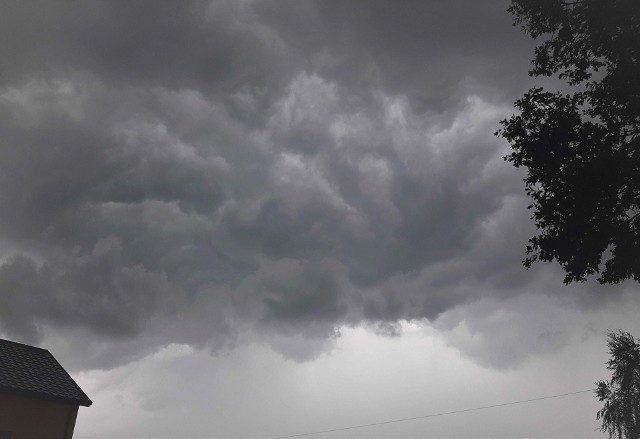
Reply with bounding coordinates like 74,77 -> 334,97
497,0 -> 640,284
0,338 -> 92,407
595,331 -> 640,439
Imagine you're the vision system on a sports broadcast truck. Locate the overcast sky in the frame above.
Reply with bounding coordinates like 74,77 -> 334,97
1,1 -> 639,438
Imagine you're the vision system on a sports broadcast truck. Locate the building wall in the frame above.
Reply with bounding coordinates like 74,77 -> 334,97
0,392 -> 79,439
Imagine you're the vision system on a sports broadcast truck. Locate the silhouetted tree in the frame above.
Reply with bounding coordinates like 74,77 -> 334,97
497,0 -> 640,284
595,331 -> 640,439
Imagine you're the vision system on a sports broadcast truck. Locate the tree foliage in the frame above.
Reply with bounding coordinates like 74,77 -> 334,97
595,331 -> 640,439
497,0 -> 640,284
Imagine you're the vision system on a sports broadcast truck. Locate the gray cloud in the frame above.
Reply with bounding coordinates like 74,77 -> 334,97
0,237 -> 171,343
0,0 -> 625,370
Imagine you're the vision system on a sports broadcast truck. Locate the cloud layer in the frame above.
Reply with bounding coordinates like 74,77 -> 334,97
0,0 -> 627,369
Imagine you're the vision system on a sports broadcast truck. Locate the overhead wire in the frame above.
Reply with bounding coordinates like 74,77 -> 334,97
271,388 -> 595,439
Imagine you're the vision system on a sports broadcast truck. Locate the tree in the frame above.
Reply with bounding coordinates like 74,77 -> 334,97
496,0 -> 640,284
595,331 -> 640,439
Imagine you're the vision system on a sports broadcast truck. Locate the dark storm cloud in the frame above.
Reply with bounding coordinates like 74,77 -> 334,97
0,2 -> 292,97
308,1 -> 535,98
0,237 -> 169,342
0,0 -> 613,369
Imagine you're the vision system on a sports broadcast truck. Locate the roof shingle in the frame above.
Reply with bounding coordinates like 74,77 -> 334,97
0,339 -> 92,407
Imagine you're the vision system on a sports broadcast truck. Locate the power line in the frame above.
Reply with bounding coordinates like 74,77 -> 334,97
271,388 -> 595,439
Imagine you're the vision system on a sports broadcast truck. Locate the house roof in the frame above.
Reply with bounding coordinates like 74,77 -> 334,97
0,338 -> 92,407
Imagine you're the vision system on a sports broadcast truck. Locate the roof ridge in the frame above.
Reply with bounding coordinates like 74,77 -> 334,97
0,338 -> 92,407
0,338 -> 50,352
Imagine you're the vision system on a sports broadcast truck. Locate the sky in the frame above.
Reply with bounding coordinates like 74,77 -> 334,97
1,1 -> 639,438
